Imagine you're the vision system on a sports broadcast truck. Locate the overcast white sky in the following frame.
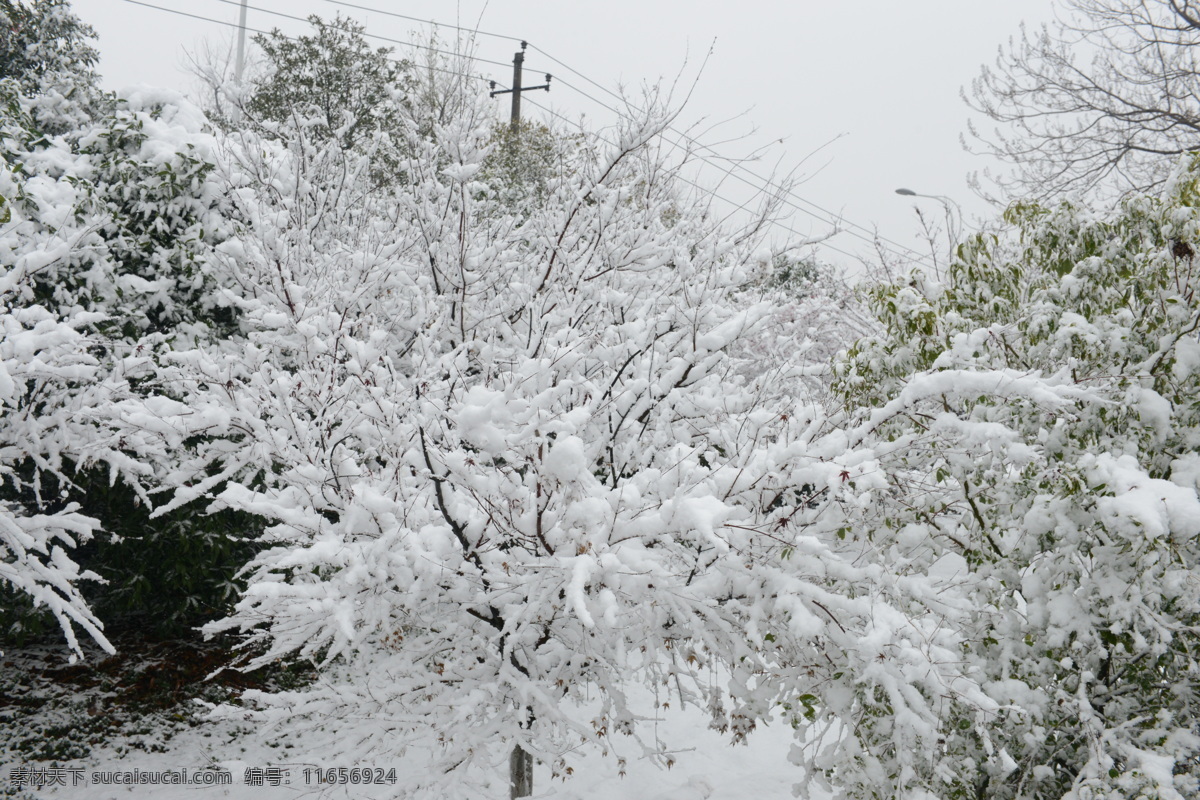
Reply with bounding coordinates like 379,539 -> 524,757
69,0 -> 1059,270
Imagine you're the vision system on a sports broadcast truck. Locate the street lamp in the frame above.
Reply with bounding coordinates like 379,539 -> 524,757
894,187 -> 962,244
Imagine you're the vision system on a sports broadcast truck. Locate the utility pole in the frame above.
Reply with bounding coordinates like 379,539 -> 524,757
234,0 -> 248,82
489,42 -> 551,135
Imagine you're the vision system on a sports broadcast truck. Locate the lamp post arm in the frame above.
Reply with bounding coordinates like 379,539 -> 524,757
894,188 -> 962,244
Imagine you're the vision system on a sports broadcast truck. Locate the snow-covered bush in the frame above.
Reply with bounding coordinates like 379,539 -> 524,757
0,0 -> 250,648
0,86 -> 128,655
828,155 -> 1200,800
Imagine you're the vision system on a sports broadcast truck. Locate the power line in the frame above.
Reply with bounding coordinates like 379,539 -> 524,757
259,0 -> 925,264
117,0 -> 498,86
517,93 -> 873,264
321,0 -> 524,44
545,74 -> 926,265
496,40 -> 900,259
541,70 -> 929,265
121,0 -> 270,36
527,44 -> 930,263
121,0 -> 927,266
204,0 -> 516,71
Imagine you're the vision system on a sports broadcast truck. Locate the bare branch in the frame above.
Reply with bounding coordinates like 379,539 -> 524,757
966,0 -> 1200,201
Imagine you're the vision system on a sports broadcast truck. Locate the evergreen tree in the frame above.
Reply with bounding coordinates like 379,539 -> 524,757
0,0 -> 105,134
246,15 -> 410,149
480,119 -> 576,213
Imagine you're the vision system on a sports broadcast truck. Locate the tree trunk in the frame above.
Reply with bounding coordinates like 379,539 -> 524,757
509,744 -> 533,798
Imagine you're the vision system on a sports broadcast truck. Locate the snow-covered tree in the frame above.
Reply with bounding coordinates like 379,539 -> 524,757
191,13 -> 415,193
94,49 -> 977,796
180,89 -> 787,795
0,0 -> 106,135
738,252 -> 876,404
244,15 -> 410,146
830,155 -> 1200,799
479,119 -> 580,214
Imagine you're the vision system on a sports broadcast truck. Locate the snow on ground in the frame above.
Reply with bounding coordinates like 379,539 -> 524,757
16,707 -> 801,800
3,638 -> 811,800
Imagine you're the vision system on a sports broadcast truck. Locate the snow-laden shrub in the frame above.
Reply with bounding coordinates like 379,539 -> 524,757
0,1 -> 248,650
828,154 -> 1200,800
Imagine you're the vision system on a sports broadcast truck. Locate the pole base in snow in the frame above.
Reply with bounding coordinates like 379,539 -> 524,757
510,744 -> 533,798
